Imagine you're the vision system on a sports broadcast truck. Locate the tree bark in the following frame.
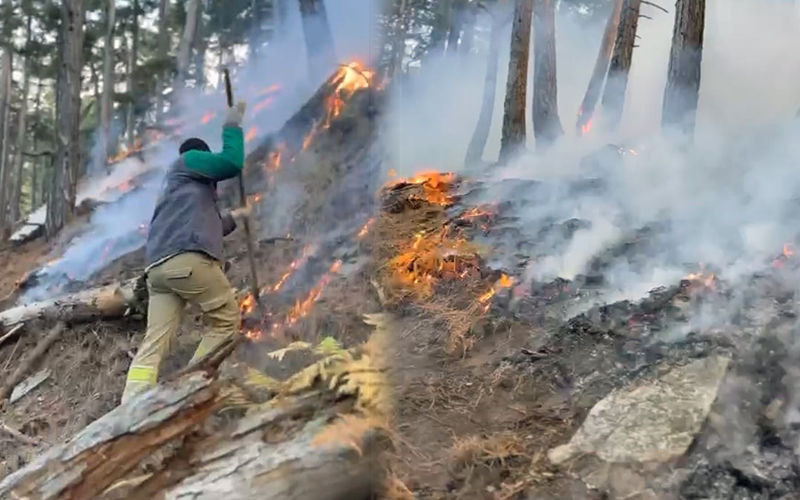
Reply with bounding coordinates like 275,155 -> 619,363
176,0 -> 200,88
601,0 -> 641,130
445,2 -> 463,56
0,374 -> 383,500
299,0 -> 338,84
126,0 -> 139,148
661,0 -> 705,135
30,79 -> 42,210
10,58 -> 30,224
465,11 -> 506,166
575,0 -> 624,135
47,0 -> 84,236
101,0 -> 115,161
0,278 -> 143,330
194,0 -> 206,88
532,0 -> 564,148
10,13 -> 33,225
499,0 -> 533,163
387,0 -> 409,79
154,0 -> 169,125
427,0 -> 451,60
0,16 -> 12,238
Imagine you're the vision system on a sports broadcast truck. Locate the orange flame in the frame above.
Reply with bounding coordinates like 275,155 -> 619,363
385,171 -> 458,206
478,274 -> 515,311
245,127 -> 259,142
267,244 -> 318,293
200,111 -> 217,124
580,118 -> 593,136
273,259 -> 343,333
357,218 -> 375,238
257,84 -> 281,97
684,271 -> 716,290
239,293 -> 256,314
253,96 -> 274,115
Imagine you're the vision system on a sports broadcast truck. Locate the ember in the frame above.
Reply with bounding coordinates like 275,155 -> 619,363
200,111 -> 216,124
240,293 -> 256,314
323,62 -> 374,128
266,244 -> 318,293
245,127 -> 259,142
386,171 -> 458,206
252,96 -> 274,115
581,118 -> 593,136
257,84 -> 281,96
271,259 -> 343,336
357,218 -> 375,238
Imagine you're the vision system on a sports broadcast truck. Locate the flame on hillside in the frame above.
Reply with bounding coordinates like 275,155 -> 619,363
478,274 -> 515,312
386,171 -> 458,206
245,127 -> 259,142
682,269 -> 717,292
389,227 -> 481,298
267,244 -> 318,293
200,111 -> 217,124
323,62 -> 374,129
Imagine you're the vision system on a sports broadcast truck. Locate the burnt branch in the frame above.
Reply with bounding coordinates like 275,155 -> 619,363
642,0 -> 669,13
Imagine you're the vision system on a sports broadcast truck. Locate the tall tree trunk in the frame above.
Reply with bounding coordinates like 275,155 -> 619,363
126,0 -> 139,148
427,0 -> 451,61
101,0 -> 115,162
445,3 -> 463,56
154,0 -> 168,125
601,0 -> 641,130
465,11 -> 505,166
299,0 -> 338,83
48,0 -> 84,236
387,0 -> 409,79
0,0 -> 13,238
29,78 -> 42,211
176,0 -> 200,88
575,0 -> 624,135
10,15 -> 32,225
459,7 -> 476,59
532,0 -> 563,148
194,0 -> 206,88
499,0 -> 533,163
661,0 -> 705,135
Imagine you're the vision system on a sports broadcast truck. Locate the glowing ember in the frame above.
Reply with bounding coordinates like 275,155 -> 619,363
357,218 -> 375,238
771,243 -> 795,268
478,274 -> 515,312
252,96 -> 274,115
257,84 -> 281,96
200,111 -> 217,124
322,62 -> 374,128
245,127 -> 259,142
273,259 -> 343,332
389,227 -> 481,297
683,271 -> 716,291
265,143 -> 286,172
239,293 -> 256,314
580,118 -> 593,136
266,244 -> 318,293
629,149 -> 638,155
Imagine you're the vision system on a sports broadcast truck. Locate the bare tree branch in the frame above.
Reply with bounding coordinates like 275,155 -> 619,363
642,0 -> 668,13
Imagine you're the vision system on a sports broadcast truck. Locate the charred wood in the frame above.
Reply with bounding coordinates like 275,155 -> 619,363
601,0 -> 642,129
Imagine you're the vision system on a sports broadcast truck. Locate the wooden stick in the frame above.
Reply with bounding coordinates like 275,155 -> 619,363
0,322 -> 64,402
223,68 -> 261,304
0,422 -> 39,445
0,323 -> 24,347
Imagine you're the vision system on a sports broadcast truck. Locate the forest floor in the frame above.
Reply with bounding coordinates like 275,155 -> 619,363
2,77 -> 799,500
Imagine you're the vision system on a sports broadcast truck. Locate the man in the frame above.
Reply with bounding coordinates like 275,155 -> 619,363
122,101 -> 251,403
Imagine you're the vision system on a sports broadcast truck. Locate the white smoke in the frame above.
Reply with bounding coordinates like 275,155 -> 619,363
386,0 -> 800,306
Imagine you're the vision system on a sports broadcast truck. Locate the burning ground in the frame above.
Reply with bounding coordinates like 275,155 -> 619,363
4,64 -> 800,500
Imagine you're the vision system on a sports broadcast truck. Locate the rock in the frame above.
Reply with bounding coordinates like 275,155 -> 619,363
548,356 -> 730,465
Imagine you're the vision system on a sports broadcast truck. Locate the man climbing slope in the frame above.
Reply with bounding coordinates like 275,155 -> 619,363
122,101 -> 250,404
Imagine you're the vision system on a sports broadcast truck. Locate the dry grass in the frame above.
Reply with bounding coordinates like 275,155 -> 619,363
450,432 -> 527,470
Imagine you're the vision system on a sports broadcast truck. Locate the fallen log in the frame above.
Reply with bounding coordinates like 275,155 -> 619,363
0,277 -> 146,329
0,374 -> 384,500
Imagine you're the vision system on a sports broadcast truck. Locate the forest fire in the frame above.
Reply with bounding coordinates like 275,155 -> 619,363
323,62 -> 374,128
268,244 -> 318,293
385,171 -> 458,207
478,274 -> 515,312
245,127 -> 259,142
257,84 -> 281,97
772,243 -> 795,268
239,292 -> 256,315
682,270 -> 717,292
389,227 -> 481,298
580,118 -> 593,136
357,218 -> 375,238
252,96 -> 274,115
106,139 -> 143,164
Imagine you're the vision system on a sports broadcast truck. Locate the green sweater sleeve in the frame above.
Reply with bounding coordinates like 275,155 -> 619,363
182,125 -> 245,180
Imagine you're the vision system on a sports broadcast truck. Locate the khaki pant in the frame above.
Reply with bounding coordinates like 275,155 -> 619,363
121,252 -> 240,403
